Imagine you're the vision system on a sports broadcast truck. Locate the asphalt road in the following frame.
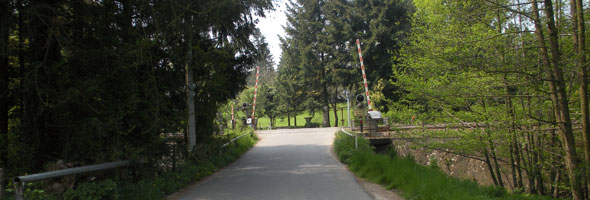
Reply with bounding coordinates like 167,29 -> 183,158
172,127 -> 373,200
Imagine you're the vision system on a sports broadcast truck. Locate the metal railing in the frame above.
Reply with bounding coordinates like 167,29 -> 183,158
12,160 -> 129,200
221,132 -> 252,148
341,129 -> 358,149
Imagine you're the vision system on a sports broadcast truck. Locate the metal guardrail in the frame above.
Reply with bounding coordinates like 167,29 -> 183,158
221,132 -> 251,148
341,129 -> 358,149
13,160 -> 129,200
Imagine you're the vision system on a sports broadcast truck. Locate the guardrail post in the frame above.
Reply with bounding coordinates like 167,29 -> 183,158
355,134 -> 358,149
0,168 -> 5,200
342,129 -> 358,150
14,181 -> 23,200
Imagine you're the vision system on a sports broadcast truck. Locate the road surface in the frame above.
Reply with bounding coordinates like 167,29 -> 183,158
170,127 -> 373,200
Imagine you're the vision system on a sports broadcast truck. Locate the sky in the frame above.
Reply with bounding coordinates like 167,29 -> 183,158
256,0 -> 288,68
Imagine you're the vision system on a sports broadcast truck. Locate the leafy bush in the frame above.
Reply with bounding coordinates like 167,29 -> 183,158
63,179 -> 118,200
428,157 -> 440,171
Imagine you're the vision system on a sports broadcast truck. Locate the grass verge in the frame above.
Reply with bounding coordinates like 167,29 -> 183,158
333,131 -> 552,200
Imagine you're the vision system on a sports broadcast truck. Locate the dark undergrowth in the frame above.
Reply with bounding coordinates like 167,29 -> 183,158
333,131 -> 554,200
3,129 -> 257,200
119,130 -> 257,200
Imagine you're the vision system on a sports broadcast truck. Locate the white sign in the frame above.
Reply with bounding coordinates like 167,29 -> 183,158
246,118 -> 252,124
367,111 -> 383,119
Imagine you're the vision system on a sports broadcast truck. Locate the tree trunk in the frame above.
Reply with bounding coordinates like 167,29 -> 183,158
571,0 -> 590,191
322,105 -> 330,127
533,0 -> 564,194
481,134 -> 499,186
513,125 -> 524,189
0,0 -> 9,167
523,132 -> 536,194
535,131 -> 545,195
268,116 -> 275,129
332,102 -> 338,127
519,97 -> 537,194
548,109 -> 561,198
490,134 -> 504,188
321,59 -> 330,127
17,0 -> 24,120
288,114 -> 291,128
553,169 -> 561,198
184,13 -> 197,152
503,79 -> 519,190
481,98 -> 504,187
534,0 -> 584,198
508,144 -> 518,189
525,96 -> 545,195
294,113 -> 297,127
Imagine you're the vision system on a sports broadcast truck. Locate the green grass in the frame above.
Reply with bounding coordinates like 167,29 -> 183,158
333,132 -> 553,200
256,104 -> 354,129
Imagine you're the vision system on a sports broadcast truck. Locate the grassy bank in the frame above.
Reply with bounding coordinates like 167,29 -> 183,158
333,132 -> 552,200
4,128 -> 258,200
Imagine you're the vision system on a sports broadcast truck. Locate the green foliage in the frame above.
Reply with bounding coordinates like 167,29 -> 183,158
246,29 -> 276,87
388,0 -> 584,197
119,129 -> 257,200
333,132 -> 552,200
119,163 -> 212,200
2,0 -> 272,180
276,0 -> 414,125
428,157 -> 441,171
333,132 -> 373,164
63,179 -> 118,200
2,182 -> 60,200
1,127 -> 256,200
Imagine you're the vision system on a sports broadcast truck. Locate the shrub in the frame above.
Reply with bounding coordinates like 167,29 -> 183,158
63,179 -> 118,200
117,129 -> 257,200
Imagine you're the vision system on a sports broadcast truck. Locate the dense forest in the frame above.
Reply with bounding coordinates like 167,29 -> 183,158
0,0 -> 273,179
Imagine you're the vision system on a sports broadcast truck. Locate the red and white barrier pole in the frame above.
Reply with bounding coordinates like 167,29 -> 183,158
356,39 -> 372,110
251,66 -> 260,119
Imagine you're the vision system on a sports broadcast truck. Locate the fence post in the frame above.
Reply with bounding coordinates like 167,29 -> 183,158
355,134 -> 358,150
14,181 -> 23,200
0,168 -> 5,200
